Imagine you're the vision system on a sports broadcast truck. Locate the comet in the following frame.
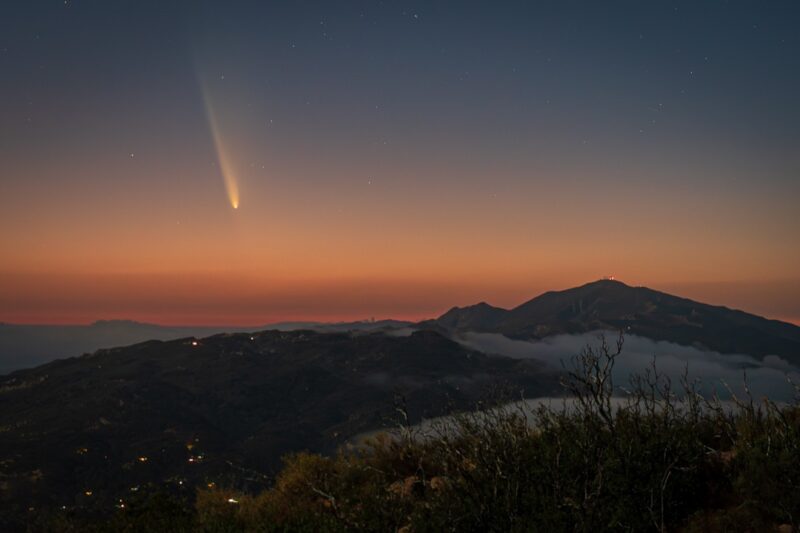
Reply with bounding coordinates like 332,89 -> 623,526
200,82 -> 240,210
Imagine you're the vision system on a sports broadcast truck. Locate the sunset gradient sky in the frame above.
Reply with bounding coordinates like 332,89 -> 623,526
1,1 -> 798,325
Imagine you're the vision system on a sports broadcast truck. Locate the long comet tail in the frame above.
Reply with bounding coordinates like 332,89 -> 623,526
201,84 -> 240,209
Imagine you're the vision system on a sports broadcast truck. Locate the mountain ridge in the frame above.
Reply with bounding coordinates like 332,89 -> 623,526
430,279 -> 800,363
0,319 -> 414,375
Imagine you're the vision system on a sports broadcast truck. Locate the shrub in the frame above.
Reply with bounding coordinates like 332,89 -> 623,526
42,334 -> 800,532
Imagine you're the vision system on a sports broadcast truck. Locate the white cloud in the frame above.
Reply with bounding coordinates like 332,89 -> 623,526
454,330 -> 800,402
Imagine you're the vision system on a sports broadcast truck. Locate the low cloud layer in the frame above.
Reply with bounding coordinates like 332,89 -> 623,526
455,331 -> 800,402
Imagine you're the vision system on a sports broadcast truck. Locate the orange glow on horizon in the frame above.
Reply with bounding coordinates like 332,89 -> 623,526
1,100 -> 798,327
1,268 -> 798,327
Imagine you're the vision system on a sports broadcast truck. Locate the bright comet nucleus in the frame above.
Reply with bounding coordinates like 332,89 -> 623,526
200,82 -> 241,210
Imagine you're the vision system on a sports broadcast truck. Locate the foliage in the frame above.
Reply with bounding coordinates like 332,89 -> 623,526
42,334 -> 800,532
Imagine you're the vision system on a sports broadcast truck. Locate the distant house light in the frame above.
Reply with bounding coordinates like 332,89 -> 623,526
191,341 -> 199,347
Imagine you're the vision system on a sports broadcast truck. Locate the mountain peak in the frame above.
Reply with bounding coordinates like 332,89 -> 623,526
433,280 -> 800,362
437,301 -> 507,331
589,277 -> 628,286
573,278 -> 632,291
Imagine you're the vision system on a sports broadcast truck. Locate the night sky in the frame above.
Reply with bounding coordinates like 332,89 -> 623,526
1,1 -> 798,325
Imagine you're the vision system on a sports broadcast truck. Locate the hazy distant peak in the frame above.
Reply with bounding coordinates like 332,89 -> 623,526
90,319 -> 154,327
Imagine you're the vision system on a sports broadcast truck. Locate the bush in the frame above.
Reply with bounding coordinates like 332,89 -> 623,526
43,334 -> 800,532
194,333 -> 794,532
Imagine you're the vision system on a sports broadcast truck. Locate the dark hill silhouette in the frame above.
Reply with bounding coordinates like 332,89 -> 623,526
437,301 -> 507,330
0,329 -> 557,526
0,319 -> 414,375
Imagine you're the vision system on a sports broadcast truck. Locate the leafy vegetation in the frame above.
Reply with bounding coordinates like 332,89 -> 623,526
38,335 -> 800,532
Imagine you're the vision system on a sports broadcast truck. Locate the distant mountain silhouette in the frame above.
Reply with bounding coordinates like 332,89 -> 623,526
431,279 -> 800,363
